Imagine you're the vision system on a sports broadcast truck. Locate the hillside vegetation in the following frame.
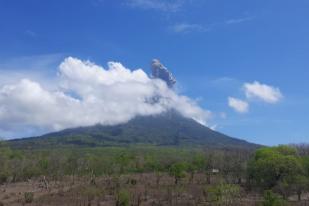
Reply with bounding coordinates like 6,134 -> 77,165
8,112 -> 258,149
1,143 -> 309,205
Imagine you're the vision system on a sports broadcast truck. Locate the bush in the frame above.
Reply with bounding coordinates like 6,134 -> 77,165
207,183 -> 241,205
262,190 -> 286,206
168,162 -> 187,184
116,189 -> 130,206
81,185 -> 104,201
0,172 -> 8,184
24,192 -> 34,203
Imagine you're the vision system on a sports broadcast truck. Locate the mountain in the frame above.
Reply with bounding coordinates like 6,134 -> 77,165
8,111 -> 258,149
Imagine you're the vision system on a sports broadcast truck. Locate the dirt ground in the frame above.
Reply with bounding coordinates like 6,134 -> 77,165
1,174 -> 309,206
0,178 -> 73,206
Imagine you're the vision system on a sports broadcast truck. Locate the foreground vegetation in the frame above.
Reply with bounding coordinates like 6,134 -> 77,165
1,143 -> 309,205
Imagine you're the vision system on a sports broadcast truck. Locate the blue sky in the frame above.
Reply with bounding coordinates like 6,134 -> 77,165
0,0 -> 308,145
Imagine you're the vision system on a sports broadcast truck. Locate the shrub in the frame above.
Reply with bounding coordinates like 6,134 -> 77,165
168,162 -> 187,184
207,183 -> 241,205
0,172 -> 8,184
116,189 -> 130,206
262,190 -> 286,206
81,185 -> 104,200
24,192 -> 34,203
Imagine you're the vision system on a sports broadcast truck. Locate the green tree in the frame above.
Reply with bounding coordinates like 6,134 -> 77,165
301,156 -> 309,176
187,153 -> 206,183
116,189 -> 130,206
0,142 -> 12,183
145,155 -> 163,185
115,152 -> 134,174
292,175 -> 308,201
168,162 -> 187,185
64,154 -> 78,184
248,146 -> 304,199
262,190 -> 286,206
38,158 -> 49,175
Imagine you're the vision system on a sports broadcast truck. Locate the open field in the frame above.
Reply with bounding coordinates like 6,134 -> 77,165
1,174 -> 309,206
1,144 -> 309,205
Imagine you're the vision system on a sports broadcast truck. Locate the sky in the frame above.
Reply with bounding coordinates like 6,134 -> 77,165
0,0 -> 308,145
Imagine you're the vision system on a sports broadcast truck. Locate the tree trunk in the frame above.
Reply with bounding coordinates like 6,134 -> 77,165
156,174 -> 161,186
297,190 -> 301,201
175,177 -> 178,185
237,177 -> 242,184
190,172 -> 194,183
206,174 -> 211,184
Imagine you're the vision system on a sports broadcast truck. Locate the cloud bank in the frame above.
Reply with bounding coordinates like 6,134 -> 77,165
244,81 -> 283,103
0,57 -> 210,138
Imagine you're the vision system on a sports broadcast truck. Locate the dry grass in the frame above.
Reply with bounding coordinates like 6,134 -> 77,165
1,174 -> 309,206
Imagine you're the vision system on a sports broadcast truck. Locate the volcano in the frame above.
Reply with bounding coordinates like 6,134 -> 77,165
8,111 -> 258,149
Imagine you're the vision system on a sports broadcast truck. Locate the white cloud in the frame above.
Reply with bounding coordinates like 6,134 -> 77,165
170,23 -> 209,33
0,57 -> 211,138
225,17 -> 253,25
228,97 -> 249,113
126,0 -> 185,12
244,81 -> 283,104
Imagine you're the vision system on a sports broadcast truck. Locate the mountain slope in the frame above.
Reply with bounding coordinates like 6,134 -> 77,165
8,111 -> 258,149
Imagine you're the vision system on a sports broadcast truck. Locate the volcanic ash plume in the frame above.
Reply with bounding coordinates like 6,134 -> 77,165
151,59 -> 176,88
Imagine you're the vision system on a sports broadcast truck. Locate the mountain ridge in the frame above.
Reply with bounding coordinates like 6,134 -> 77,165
8,111 -> 259,149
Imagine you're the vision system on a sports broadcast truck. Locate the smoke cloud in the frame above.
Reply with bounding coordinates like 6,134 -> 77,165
0,57 -> 211,138
151,59 -> 176,88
